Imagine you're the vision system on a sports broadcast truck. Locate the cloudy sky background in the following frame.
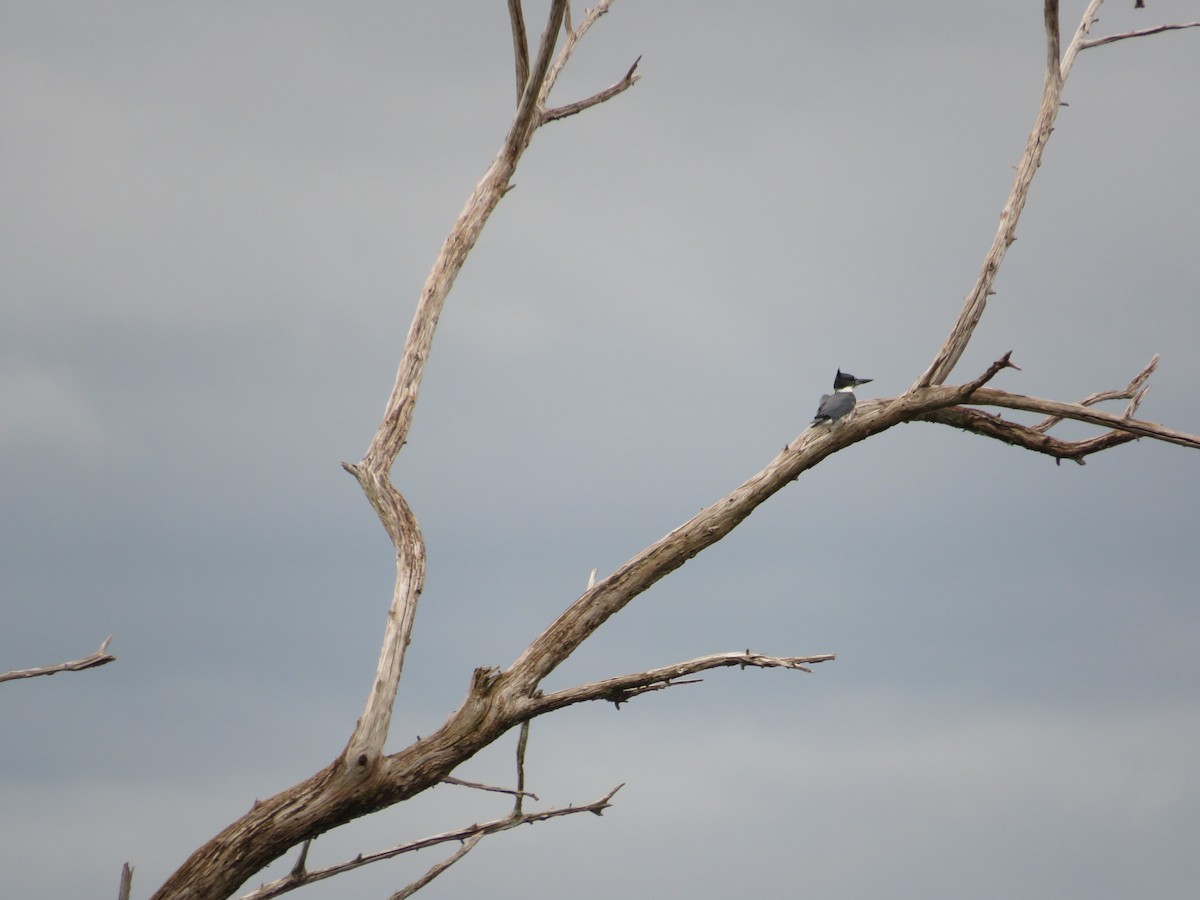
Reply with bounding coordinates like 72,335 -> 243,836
3,2 -> 1199,897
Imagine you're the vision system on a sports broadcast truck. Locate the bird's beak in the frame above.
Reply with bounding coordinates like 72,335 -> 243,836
856,377 -> 873,386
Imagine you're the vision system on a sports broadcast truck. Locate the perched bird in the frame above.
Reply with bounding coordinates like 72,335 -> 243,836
812,369 -> 873,425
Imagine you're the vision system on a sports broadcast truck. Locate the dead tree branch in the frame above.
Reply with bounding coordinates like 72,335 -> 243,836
917,1 -> 1195,390
918,356 -> 1164,464
337,0 -> 569,775
916,0 -> 1089,388
150,5 -> 637,896
967,388 -> 1200,450
506,0 -> 530,103
1031,355 -> 1156,433
387,833 -> 483,900
1079,20 -> 1200,49
440,775 -> 538,802
917,407 -> 1139,465
237,787 -> 622,900
514,720 -> 531,815
530,652 -> 837,715
537,0 -> 627,120
0,637 -> 115,684
543,55 -> 642,123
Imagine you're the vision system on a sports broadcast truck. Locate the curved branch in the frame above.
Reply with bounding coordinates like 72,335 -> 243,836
150,6 -> 647,897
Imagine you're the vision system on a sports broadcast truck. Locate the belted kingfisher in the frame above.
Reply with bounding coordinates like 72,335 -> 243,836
812,370 -> 872,425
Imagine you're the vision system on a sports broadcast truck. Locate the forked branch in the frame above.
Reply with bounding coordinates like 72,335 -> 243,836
237,788 -> 622,900
918,356 -> 1166,464
340,0 -> 570,769
1030,355 -> 1156,433
916,1 -> 1195,389
917,407 -> 1139,465
968,388 -> 1200,450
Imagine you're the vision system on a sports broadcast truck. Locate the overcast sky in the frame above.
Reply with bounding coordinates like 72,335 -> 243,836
3,2 -> 1199,898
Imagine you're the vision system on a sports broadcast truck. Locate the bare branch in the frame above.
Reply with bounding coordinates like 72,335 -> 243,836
237,788 -> 622,900
514,719 -> 531,815
1030,354 -> 1157,433
960,350 -> 1022,394
288,840 -> 311,879
151,9 -> 650,892
530,651 -> 836,715
536,0 -> 625,122
507,0 -> 530,103
543,55 -> 641,123
0,637 -> 116,684
502,356 -> 1032,696
969,387 -> 1200,450
388,833 -> 483,900
914,0 -> 1090,388
441,775 -> 538,802
1079,20 -> 1200,49
918,406 -> 1139,464
339,0 -> 569,770
916,3 -> 1198,389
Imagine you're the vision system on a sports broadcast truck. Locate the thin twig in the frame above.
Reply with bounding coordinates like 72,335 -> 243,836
514,720 -> 531,815
441,775 -> 538,802
543,56 -> 641,123
388,833 -> 483,900
507,0 -> 530,103
0,637 -> 116,684
530,651 -> 836,715
1079,21 -> 1200,49
288,840 -> 312,879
